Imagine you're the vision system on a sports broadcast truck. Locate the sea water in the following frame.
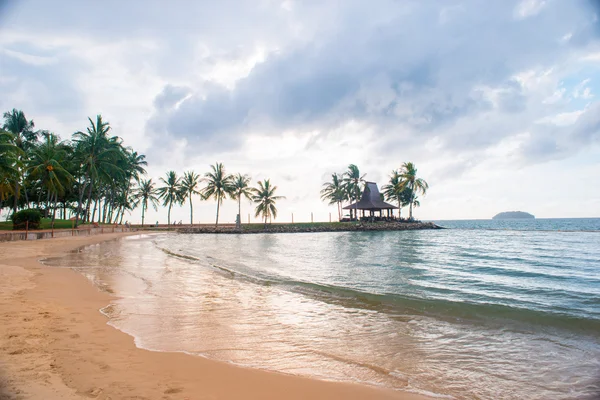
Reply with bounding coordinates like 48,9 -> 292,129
44,218 -> 600,399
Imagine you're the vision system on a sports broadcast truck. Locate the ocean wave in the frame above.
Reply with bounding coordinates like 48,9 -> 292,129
157,245 -> 600,334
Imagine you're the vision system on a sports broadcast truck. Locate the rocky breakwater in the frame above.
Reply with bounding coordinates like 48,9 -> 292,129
178,221 -> 443,234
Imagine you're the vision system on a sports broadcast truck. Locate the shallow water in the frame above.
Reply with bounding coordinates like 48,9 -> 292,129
44,219 -> 600,399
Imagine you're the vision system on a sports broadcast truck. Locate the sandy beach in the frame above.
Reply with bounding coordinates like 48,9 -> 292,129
0,233 -> 430,400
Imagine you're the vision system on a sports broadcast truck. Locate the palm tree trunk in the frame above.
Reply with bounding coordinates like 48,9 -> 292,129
238,197 -> 241,227
13,180 -> 19,213
397,195 -> 402,219
168,202 -> 172,226
141,202 -> 146,227
51,192 -> 57,227
84,176 -> 94,223
75,181 -> 86,227
91,199 -> 98,223
215,196 -> 220,226
190,194 -> 194,225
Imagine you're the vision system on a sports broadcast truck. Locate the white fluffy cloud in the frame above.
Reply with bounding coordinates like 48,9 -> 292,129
1,0 -> 600,222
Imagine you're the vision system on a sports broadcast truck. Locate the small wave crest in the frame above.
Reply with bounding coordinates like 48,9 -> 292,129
158,244 -> 600,335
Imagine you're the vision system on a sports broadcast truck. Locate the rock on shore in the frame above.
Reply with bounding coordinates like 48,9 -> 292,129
178,221 -> 443,234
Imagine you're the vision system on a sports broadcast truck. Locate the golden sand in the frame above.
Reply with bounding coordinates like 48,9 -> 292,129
0,233 -> 430,399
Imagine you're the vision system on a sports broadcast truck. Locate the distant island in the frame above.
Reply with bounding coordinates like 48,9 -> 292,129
492,211 -> 535,220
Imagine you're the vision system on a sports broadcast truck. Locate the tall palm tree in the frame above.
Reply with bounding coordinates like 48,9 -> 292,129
382,170 -> 412,219
411,196 -> 421,210
231,173 -> 252,227
180,171 -> 202,225
73,115 -> 123,226
202,163 -> 233,226
398,162 -> 429,220
2,109 -> 37,212
157,171 -> 182,226
27,133 -> 73,222
0,131 -> 20,214
253,179 -> 285,228
320,173 -> 345,221
0,131 -> 20,179
343,164 -> 365,221
133,179 -> 160,227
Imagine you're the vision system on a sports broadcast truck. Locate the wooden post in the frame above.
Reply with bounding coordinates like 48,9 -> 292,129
248,214 -> 250,224
329,212 -> 331,223
52,223 -> 54,238
292,213 -> 294,224
25,220 -> 29,240
311,212 -> 313,223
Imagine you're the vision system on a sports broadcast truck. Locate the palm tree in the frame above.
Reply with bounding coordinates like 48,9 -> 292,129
180,171 -> 201,225
0,130 -> 20,214
253,179 -> 285,228
343,164 -> 365,221
2,109 -> 37,212
157,171 -> 182,226
73,115 -> 123,226
382,170 -> 413,219
398,162 -> 429,220
411,196 -> 421,210
27,133 -> 73,222
202,163 -> 233,226
0,131 -> 20,179
133,179 -> 160,227
320,173 -> 345,221
231,173 -> 252,227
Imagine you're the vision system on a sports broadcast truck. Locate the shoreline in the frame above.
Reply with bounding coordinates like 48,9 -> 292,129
0,232 -> 431,399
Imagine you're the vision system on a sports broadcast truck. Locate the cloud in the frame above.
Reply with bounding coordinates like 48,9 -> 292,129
513,0 -> 547,19
1,0 -> 600,221
140,0 -> 599,162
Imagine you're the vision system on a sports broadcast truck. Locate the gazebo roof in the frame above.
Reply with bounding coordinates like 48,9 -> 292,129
343,182 -> 398,210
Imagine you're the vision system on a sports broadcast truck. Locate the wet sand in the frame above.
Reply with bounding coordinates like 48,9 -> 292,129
0,233 -> 430,400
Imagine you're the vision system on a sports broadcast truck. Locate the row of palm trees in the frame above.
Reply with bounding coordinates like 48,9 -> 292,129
320,163 -> 428,220
134,164 -> 285,227
1,109 -> 147,227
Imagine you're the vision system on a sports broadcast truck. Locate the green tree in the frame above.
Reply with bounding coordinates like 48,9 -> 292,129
0,131 -> 20,214
320,173 -> 345,221
2,109 -> 37,212
27,133 -> 73,223
398,162 -> 429,220
253,179 -> 285,228
73,115 -> 124,226
382,170 -> 412,219
157,171 -> 182,226
202,163 -> 233,226
343,164 -> 365,221
180,171 -> 202,225
133,179 -> 160,227
231,173 -> 252,227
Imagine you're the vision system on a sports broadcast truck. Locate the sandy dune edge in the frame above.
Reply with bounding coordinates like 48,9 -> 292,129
0,233 -> 431,400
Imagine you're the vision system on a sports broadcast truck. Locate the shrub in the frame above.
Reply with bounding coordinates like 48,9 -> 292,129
11,209 -> 42,230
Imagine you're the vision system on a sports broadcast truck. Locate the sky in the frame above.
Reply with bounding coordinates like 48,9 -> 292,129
1,0 -> 600,223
